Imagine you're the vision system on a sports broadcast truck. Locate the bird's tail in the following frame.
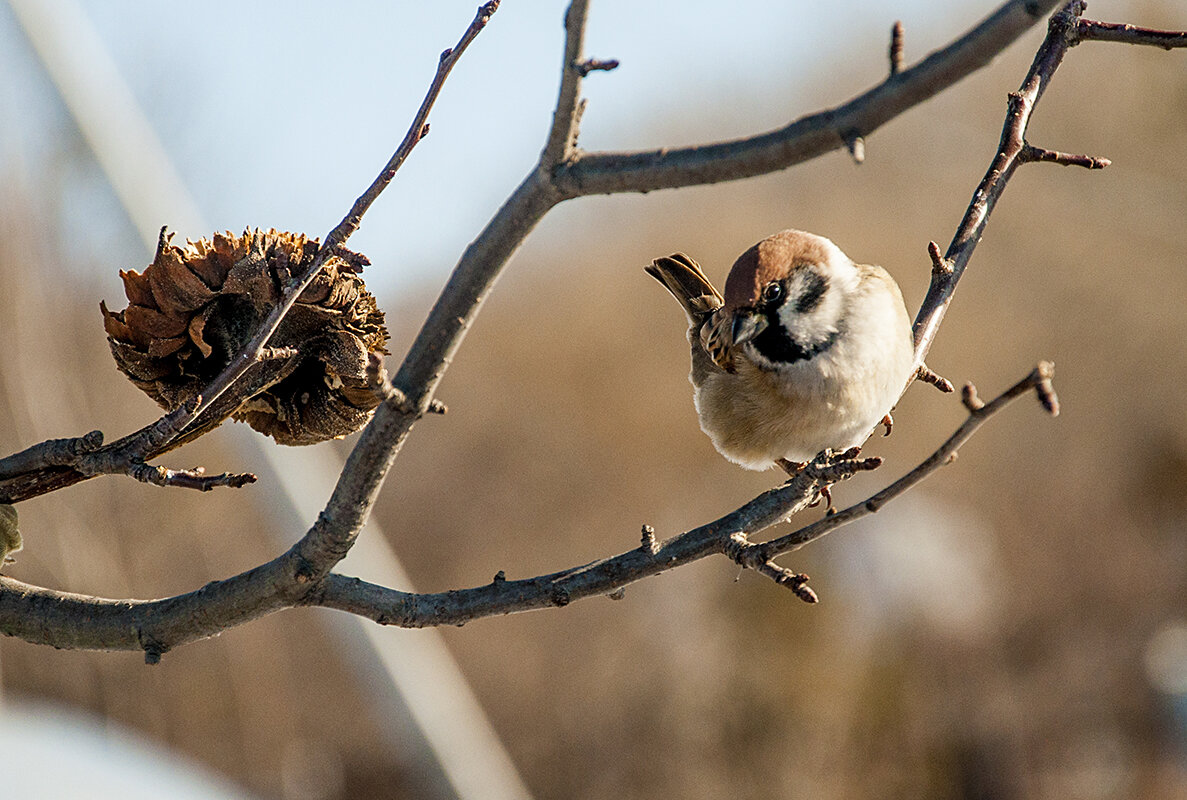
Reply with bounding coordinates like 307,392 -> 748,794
645,253 -> 723,325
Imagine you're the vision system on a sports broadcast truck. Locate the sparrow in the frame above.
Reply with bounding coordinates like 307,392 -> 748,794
647,228 -> 916,473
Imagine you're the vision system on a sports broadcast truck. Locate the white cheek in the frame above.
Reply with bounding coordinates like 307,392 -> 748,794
775,290 -> 840,346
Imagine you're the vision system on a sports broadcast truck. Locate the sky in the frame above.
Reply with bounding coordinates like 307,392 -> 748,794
0,0 -> 1045,299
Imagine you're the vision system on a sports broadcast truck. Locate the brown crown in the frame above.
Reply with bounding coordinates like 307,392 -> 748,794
722,229 -> 835,310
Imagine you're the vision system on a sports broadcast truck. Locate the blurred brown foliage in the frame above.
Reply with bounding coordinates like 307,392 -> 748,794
4,13 -> 1187,800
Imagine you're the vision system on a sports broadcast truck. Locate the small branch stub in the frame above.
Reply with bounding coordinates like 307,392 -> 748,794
1021,143 -> 1111,169
845,133 -> 866,164
1034,360 -> 1060,415
927,241 -> 953,275
916,364 -> 954,393
961,382 -> 985,412
889,21 -> 905,76
574,57 -> 619,77
640,524 -> 659,555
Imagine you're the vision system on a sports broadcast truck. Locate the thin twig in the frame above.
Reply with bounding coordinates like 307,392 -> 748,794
910,1 -> 1112,367
129,464 -> 257,491
1021,144 -> 1110,168
543,0 -> 591,165
1076,19 -> 1187,49
916,364 -> 954,393
753,363 -> 1058,561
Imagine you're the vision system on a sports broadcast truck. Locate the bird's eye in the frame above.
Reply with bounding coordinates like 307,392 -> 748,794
761,281 -> 783,304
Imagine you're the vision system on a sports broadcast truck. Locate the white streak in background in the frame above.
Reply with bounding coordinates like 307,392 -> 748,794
246,432 -> 533,800
829,492 -> 1002,642
7,0 -> 205,250
1145,621 -> 1187,697
6,0 -> 532,798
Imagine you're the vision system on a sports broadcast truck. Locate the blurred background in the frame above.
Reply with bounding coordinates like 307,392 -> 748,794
2,0 -> 1187,798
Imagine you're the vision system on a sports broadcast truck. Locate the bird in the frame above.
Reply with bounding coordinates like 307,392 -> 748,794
646,228 -> 917,474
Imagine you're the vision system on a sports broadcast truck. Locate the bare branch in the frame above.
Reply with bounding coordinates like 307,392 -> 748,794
905,3 -> 1187,372
543,0 -> 591,165
553,0 -> 1061,196
1076,18 -> 1187,49
912,1 -> 1098,367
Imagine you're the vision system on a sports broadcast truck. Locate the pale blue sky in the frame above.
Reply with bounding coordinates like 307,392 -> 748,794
0,1 -> 1165,298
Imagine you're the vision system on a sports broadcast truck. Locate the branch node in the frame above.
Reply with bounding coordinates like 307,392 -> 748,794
961,382 -> 985,412
550,585 -> 571,607
889,21 -> 905,76
726,531 -> 819,604
640,524 -> 659,555
493,570 -> 506,584
1034,360 -> 1060,416
927,240 -> 953,275
427,399 -> 449,415
916,363 -> 954,393
844,133 -> 865,164
294,561 -> 317,584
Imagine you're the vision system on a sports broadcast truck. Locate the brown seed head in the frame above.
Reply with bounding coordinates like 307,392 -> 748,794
101,228 -> 390,445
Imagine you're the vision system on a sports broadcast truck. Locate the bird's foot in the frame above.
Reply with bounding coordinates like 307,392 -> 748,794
776,458 -> 807,478
808,482 -> 834,512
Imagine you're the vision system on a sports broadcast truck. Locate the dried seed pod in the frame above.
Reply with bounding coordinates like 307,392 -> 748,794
101,228 -> 390,445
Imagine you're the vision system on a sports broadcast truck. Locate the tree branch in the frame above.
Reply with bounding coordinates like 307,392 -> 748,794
7,0 -> 1173,656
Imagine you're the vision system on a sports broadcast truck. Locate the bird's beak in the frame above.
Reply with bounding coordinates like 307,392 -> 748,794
730,310 -> 768,346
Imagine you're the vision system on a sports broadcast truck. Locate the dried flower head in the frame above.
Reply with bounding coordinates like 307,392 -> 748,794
101,228 -> 390,445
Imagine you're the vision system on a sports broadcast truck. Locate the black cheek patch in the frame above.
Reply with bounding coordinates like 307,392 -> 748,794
795,271 -> 828,313
750,319 -> 838,366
